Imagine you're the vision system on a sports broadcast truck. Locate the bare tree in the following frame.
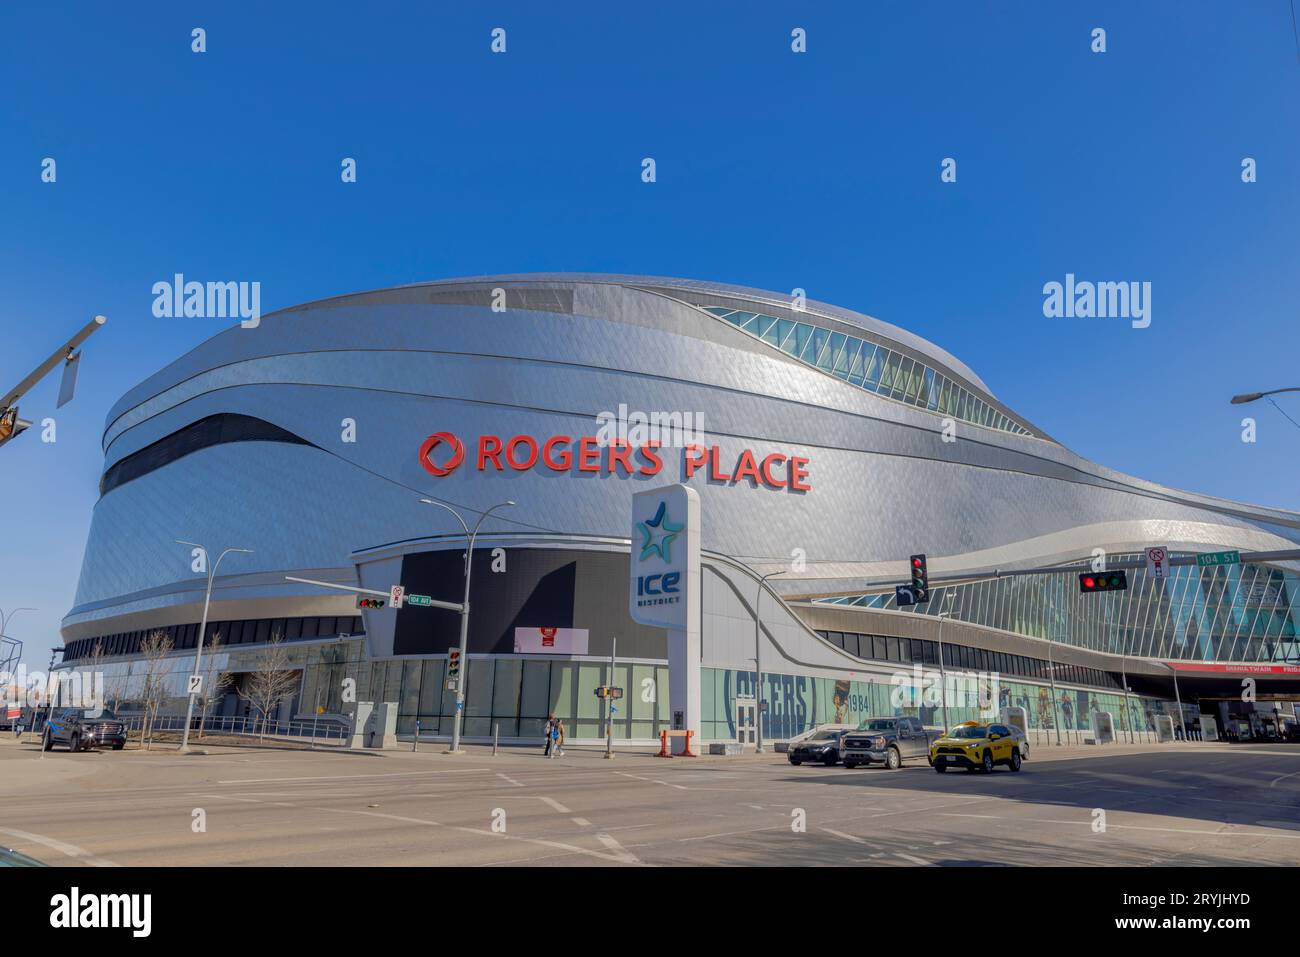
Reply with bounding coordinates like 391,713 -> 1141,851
197,632 -> 235,739
239,633 -> 299,742
138,629 -> 174,750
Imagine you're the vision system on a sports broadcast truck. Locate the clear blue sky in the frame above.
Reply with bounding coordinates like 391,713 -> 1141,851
2,1 -> 1298,668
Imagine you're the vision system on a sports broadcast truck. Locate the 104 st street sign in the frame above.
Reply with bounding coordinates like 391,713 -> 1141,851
1196,550 -> 1241,568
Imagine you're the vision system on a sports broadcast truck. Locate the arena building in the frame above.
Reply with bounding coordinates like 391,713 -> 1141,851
57,275 -> 1300,744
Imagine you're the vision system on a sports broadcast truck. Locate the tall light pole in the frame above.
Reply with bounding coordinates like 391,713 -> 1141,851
1231,387 -> 1300,404
418,498 -> 515,753
934,590 -> 956,733
753,570 -> 784,754
1232,387 -> 1300,432
1046,638 -> 1062,746
176,541 -> 252,753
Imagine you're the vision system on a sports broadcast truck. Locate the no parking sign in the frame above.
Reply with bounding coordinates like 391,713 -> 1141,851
1145,546 -> 1170,580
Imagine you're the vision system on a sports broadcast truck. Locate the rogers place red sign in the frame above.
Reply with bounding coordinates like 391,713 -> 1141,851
418,433 -> 810,491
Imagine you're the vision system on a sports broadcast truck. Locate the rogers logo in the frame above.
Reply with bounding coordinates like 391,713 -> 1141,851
418,432 -> 466,476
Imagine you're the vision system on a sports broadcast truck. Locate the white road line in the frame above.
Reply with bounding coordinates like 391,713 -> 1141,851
0,827 -> 118,867
496,773 -> 525,787
538,797 -> 571,813
216,768 -> 490,785
938,813 -> 1002,819
822,827 -> 872,845
894,851 -> 933,866
595,832 -> 642,865
571,817 -> 592,827
193,793 -> 636,864
1269,768 -> 1300,788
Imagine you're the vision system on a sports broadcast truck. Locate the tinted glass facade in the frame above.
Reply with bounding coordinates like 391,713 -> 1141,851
704,306 -> 1034,436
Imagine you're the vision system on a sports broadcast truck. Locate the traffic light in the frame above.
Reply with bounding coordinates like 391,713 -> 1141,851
1079,570 -> 1128,593
447,649 -> 461,682
909,554 -> 930,603
356,596 -> 386,609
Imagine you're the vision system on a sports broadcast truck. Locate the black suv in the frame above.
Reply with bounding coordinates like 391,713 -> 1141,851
41,708 -> 127,752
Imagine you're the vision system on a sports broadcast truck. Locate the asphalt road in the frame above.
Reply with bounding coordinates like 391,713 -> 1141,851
3,737 -> 1299,866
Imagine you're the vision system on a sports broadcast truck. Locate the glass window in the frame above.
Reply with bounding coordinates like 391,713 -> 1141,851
923,367 -> 937,410
788,322 -> 813,359
880,351 -> 902,395
773,318 -> 797,351
846,341 -> 868,384
819,332 -> 846,373
863,346 -> 884,390
833,337 -> 857,378
751,314 -> 776,340
938,377 -> 952,413
891,357 -> 913,400
801,326 -> 831,364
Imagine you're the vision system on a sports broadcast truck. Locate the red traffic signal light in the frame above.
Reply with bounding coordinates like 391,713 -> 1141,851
909,553 -> 930,603
1079,570 -> 1128,593
356,596 -> 386,609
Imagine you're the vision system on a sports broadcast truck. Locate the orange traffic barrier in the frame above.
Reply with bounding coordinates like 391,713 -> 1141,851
656,729 -> 696,758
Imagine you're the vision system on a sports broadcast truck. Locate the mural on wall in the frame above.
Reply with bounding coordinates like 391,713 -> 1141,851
709,667 -> 1160,741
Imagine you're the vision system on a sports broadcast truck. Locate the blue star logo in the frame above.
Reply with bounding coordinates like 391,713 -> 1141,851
637,501 -> 684,563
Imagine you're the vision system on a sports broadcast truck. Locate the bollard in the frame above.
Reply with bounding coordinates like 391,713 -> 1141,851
492,722 -> 499,756
413,719 -> 420,752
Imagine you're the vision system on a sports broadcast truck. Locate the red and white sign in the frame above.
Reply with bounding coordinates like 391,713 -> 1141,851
1165,662 -> 1300,675
1145,546 -> 1170,580
513,627 -> 589,655
389,585 -> 405,609
419,432 -> 810,491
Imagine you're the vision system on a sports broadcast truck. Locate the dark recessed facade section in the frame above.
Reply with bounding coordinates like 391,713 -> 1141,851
63,615 -> 364,662
392,547 -> 666,658
100,413 -> 313,495
816,629 -> 1121,691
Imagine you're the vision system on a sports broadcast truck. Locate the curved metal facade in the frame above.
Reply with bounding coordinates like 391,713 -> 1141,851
64,275 -> 1300,665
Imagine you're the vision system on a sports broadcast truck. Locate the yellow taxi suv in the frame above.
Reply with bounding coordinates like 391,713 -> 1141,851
929,721 -> 1023,773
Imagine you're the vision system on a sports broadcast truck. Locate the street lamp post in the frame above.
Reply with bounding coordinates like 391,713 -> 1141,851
753,570 -> 784,754
1230,387 -> 1300,404
934,591 -> 956,733
1046,639 -> 1062,746
418,498 -> 515,754
176,541 -> 252,753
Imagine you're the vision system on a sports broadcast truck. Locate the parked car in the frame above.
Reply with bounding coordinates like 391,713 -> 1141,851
41,708 -> 127,752
841,716 -> 942,769
929,721 -> 1023,773
787,728 -> 847,766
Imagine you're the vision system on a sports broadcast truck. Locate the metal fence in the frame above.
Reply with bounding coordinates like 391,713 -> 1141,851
123,712 -> 352,749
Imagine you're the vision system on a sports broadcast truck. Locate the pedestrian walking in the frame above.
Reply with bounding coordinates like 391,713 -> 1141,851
543,712 -> 556,756
555,719 -> 566,757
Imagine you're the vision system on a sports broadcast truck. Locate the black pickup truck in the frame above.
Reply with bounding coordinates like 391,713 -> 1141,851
41,708 -> 127,752
840,716 -> 942,770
